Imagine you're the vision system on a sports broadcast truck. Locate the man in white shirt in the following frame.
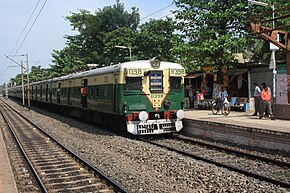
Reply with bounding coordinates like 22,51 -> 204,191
252,83 -> 261,116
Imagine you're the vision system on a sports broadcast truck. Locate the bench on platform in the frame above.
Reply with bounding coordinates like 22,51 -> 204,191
229,97 -> 249,112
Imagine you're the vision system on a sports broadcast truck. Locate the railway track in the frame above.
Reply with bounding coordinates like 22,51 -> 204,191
140,134 -> 290,190
0,100 -> 128,193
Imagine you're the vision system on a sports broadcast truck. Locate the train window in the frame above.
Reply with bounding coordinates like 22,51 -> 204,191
95,88 -> 100,96
103,85 -> 109,97
89,88 -> 94,95
170,77 -> 181,90
150,71 -> 163,92
125,77 -> 142,92
40,86 -> 42,97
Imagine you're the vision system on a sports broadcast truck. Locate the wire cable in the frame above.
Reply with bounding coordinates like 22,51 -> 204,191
9,0 -> 42,58
140,2 -> 174,21
1,0 -> 43,82
14,0 -> 48,56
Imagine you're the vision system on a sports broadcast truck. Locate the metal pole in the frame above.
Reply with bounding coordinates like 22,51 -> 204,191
129,47 -> 132,61
5,83 -> 8,98
26,53 -> 30,109
21,61 -> 25,107
272,4 -> 276,102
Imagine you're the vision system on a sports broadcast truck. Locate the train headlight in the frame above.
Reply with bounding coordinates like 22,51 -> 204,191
139,111 -> 148,122
176,109 -> 184,120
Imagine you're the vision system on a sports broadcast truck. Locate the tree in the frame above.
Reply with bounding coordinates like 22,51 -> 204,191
29,66 -> 51,82
103,27 -> 137,63
174,0 -> 250,81
50,0 -> 140,72
134,18 -> 179,62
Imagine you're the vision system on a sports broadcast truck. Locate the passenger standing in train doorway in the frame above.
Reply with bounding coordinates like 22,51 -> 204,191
81,80 -> 88,108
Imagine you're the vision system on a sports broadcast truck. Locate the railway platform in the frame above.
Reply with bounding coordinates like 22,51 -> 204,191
0,128 -> 18,193
183,109 -> 290,153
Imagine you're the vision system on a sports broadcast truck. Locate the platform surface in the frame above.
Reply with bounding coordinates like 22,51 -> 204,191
184,109 -> 290,134
0,129 -> 18,193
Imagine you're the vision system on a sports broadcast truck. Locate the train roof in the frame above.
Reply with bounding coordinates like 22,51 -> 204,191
10,60 -> 184,87
52,60 -> 184,82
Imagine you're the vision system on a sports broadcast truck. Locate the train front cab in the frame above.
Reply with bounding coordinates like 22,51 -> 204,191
122,61 -> 185,135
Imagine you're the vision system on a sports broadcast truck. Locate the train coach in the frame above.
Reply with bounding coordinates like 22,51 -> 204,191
7,58 -> 186,135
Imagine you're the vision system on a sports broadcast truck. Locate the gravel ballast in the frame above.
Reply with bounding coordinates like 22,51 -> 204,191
4,99 -> 288,193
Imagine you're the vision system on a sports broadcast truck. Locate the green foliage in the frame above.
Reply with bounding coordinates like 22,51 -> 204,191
49,1 -> 180,77
53,0 -> 140,74
103,27 -> 137,63
174,0 -> 250,71
9,0 -> 290,84
134,18 -> 179,62
29,66 -> 51,82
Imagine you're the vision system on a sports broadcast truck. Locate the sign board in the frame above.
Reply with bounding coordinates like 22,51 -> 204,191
270,34 -> 279,51
169,68 -> 186,76
125,68 -> 143,77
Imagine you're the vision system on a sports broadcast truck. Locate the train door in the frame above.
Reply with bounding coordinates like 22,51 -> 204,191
49,82 -> 52,103
46,84 -> 48,102
35,86 -> 38,100
81,79 -> 88,108
40,85 -> 43,101
68,81 -> 72,105
31,86 -> 34,100
57,82 -> 61,104
113,78 -> 118,112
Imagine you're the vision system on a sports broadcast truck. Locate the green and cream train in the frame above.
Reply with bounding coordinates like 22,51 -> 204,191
7,58 -> 186,135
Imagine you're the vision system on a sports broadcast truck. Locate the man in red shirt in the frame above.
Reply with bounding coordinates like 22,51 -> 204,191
81,82 -> 88,108
259,85 -> 275,120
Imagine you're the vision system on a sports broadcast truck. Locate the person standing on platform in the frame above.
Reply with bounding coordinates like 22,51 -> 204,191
259,85 -> 275,120
252,83 -> 261,116
201,87 -> 206,100
261,82 -> 271,117
261,82 -> 271,95
204,84 -> 212,99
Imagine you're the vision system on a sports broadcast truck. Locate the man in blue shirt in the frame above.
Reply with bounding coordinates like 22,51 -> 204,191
217,86 -> 228,109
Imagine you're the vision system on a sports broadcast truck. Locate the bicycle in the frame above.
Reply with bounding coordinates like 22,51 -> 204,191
211,98 -> 231,116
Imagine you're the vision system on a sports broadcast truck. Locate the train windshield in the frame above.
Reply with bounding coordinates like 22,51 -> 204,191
150,71 -> 163,93
170,77 -> 181,90
125,77 -> 142,92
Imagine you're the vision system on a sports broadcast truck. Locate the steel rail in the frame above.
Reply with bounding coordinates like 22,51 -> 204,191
139,138 -> 290,189
0,102 -> 48,193
173,134 -> 290,168
0,99 -> 129,193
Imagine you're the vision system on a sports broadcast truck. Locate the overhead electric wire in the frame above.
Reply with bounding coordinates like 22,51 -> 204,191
9,0 -> 42,58
140,2 -> 174,21
1,0 -> 46,81
1,0 -> 42,75
14,0 -> 48,56
160,12 -> 174,19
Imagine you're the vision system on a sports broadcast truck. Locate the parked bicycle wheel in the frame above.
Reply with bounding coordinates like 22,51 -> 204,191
222,103 -> 231,116
211,100 -> 219,115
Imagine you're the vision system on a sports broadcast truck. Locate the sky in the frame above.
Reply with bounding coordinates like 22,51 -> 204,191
0,0 -> 176,85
